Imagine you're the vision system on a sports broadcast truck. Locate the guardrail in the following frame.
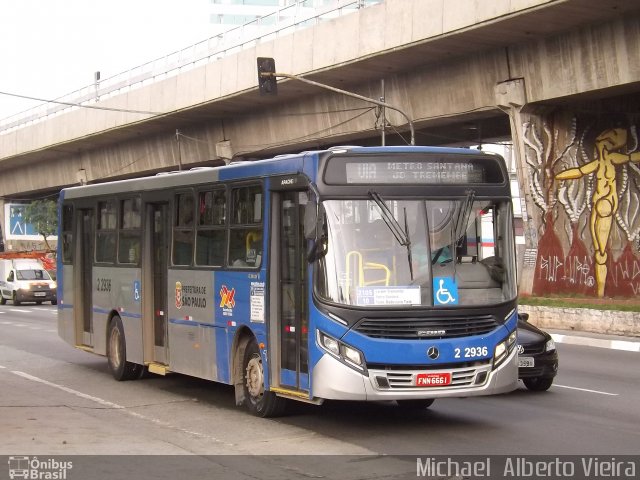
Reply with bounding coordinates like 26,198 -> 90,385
0,0 -> 382,133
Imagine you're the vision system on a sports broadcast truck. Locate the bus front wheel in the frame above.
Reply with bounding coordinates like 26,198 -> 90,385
107,315 -> 144,381
243,340 -> 286,417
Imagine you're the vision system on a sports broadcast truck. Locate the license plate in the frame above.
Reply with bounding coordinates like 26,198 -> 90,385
518,356 -> 534,368
415,372 -> 451,387
34,292 -> 46,297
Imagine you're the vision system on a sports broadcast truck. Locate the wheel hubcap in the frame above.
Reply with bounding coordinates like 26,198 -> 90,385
109,328 -> 121,367
245,355 -> 264,399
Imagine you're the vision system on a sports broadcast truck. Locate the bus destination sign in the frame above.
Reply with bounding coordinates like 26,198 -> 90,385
345,160 -> 485,184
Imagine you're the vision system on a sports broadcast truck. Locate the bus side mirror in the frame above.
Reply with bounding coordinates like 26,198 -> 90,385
305,203 -> 328,263
303,198 -> 318,241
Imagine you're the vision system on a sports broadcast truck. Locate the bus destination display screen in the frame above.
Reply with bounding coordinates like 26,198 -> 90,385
345,160 -> 485,184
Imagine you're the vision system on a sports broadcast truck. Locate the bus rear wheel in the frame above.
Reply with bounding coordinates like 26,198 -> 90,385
243,340 -> 286,417
107,315 -> 144,381
396,399 -> 435,410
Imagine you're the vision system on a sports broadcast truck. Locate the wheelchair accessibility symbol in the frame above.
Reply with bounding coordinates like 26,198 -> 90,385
433,277 -> 458,305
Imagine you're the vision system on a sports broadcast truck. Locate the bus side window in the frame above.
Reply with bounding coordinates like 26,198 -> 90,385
196,189 -> 226,266
229,185 -> 262,268
62,204 -> 74,264
96,200 -> 117,263
119,197 -> 141,264
173,192 -> 195,266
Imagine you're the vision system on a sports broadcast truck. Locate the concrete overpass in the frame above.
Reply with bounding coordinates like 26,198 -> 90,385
2,0 -> 640,298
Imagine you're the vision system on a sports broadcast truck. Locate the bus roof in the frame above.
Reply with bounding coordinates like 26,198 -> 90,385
60,145 -> 500,200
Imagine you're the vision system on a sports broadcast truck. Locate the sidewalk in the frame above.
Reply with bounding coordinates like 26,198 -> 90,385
521,304 -> 640,339
547,328 -> 640,352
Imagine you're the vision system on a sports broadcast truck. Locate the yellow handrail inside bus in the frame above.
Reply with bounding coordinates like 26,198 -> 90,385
346,250 -> 391,287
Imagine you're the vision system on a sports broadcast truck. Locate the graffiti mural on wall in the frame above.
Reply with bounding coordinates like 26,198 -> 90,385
523,112 -> 640,298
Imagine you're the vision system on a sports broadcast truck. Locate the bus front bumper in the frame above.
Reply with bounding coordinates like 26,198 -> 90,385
311,348 -> 518,401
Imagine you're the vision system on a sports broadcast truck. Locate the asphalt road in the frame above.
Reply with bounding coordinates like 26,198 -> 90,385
1,304 -> 639,478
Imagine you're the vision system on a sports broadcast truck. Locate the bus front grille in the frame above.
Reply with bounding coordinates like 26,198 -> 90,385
369,363 -> 492,390
355,315 -> 499,339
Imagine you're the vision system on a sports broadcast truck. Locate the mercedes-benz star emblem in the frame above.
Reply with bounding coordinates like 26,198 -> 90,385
427,346 -> 439,360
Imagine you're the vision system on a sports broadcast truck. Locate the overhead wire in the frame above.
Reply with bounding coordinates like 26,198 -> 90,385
0,91 -> 162,116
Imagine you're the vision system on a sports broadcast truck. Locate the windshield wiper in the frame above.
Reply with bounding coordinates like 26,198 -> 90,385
368,191 -> 414,280
451,190 -> 476,260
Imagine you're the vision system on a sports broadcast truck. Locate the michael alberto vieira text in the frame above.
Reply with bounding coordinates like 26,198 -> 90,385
416,457 -> 637,477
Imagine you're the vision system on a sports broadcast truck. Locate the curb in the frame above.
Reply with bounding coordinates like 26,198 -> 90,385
550,333 -> 640,352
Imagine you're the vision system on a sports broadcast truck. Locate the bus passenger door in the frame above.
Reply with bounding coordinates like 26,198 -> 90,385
271,190 -> 309,394
143,203 -> 169,366
76,209 -> 94,347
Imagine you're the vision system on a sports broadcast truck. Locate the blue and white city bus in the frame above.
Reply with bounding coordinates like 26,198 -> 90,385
58,146 -> 518,417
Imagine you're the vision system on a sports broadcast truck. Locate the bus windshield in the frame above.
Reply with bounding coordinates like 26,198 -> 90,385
316,197 -> 517,307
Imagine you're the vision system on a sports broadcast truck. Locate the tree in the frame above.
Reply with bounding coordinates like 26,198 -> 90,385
24,200 -> 58,251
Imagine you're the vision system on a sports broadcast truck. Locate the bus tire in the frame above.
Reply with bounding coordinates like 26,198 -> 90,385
107,315 -> 144,381
0,296 -> 6,305
243,340 -> 286,417
12,291 -> 21,306
396,399 -> 435,410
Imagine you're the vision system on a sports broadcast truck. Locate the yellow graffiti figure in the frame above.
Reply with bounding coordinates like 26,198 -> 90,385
556,128 -> 640,297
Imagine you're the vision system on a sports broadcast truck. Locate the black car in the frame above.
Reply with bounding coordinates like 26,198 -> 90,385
517,313 -> 559,391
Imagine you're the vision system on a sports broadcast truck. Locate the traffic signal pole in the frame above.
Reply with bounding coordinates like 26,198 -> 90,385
257,58 -> 415,145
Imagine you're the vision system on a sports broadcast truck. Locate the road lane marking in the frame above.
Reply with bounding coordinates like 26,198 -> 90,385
553,384 -> 618,396
10,370 -> 235,447
10,309 -> 32,313
12,370 -> 125,408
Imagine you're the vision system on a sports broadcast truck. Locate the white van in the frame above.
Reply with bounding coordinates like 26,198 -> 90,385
0,259 -> 57,305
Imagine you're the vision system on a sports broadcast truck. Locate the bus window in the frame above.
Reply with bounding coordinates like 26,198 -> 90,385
96,200 -> 116,263
229,185 -> 262,268
196,189 -> 226,266
173,192 -> 194,266
61,204 -> 74,264
118,197 -> 141,264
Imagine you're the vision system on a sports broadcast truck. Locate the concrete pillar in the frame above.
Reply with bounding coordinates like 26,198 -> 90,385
0,198 -> 5,251
495,78 -> 538,295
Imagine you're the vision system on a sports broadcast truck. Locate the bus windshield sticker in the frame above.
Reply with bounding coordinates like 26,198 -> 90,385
356,286 -> 420,306
250,281 -> 265,323
433,277 -> 458,305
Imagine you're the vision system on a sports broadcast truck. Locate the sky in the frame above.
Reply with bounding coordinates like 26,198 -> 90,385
0,0 -> 212,120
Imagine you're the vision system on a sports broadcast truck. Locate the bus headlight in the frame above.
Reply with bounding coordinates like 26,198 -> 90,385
494,330 -> 517,368
317,330 -> 366,373
341,344 -> 363,366
320,334 -> 340,356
